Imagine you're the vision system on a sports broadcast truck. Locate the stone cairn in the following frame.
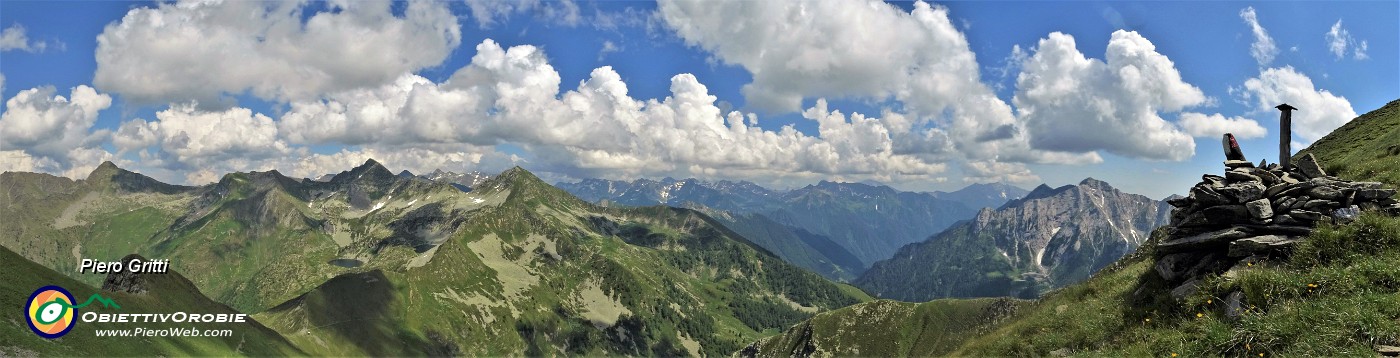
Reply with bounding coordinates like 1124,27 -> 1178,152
1152,137 -> 1399,306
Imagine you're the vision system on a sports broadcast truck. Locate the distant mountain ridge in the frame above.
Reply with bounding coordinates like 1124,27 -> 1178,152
314,167 -> 491,191
855,177 -> 1171,300
557,178 -> 1021,279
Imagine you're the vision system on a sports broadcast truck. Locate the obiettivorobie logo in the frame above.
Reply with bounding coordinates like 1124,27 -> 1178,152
25,285 -> 120,339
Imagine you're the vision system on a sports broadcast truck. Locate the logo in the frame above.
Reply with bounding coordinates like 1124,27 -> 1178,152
26,286 -> 77,339
25,286 -> 120,339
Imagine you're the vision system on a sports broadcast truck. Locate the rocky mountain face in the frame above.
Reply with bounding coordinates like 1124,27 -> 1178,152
0,160 -> 868,356
558,178 -> 991,277
1152,154 -> 1400,306
855,178 -> 1171,301
421,168 -> 491,190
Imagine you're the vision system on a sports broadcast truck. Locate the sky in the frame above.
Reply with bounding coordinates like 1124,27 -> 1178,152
0,0 -> 1395,199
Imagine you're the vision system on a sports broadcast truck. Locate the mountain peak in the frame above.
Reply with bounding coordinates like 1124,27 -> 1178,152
330,158 -> 394,184
86,161 -> 122,181
1026,183 -> 1055,197
499,166 -> 530,177
489,166 -> 551,190
1078,177 -> 1113,190
84,161 -> 189,194
483,166 -> 588,207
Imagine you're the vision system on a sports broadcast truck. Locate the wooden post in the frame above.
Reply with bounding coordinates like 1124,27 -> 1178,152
1276,103 -> 1297,170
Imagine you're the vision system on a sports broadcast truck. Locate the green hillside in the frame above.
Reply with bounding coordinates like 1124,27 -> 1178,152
697,208 -> 866,281
739,298 -> 1025,357
1298,99 -> 1400,186
253,168 -> 871,356
0,246 -> 302,356
2,161 -> 871,356
955,214 -> 1400,356
747,99 -> 1400,357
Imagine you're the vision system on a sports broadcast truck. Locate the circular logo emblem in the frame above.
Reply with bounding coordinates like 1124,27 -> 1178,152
26,286 -> 76,339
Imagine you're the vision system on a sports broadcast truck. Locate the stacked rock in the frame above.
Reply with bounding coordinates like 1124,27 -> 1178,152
1153,152 -> 1399,299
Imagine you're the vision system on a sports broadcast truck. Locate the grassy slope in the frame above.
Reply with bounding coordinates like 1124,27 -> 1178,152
1297,99 -> 1400,187
709,211 -> 865,281
955,214 -> 1400,356
253,168 -> 872,357
0,246 -> 302,356
741,298 -> 1025,357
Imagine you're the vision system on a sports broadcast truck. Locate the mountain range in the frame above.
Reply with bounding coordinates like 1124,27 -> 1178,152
557,178 -> 1027,280
855,178 -> 1172,301
0,160 -> 868,355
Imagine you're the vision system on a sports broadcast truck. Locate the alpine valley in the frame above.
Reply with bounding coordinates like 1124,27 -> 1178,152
557,178 -> 1027,280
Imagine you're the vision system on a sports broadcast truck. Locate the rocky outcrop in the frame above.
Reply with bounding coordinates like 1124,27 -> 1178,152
1154,153 -> 1400,301
101,254 -> 150,295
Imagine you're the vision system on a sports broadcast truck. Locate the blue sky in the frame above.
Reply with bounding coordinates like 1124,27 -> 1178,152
0,0 -> 1395,198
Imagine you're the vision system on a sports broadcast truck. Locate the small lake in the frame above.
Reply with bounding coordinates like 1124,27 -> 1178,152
327,258 -> 363,268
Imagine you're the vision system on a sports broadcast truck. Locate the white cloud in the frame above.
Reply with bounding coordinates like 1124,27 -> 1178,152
1326,20 -> 1368,60
113,103 -> 291,173
1013,30 -> 1200,161
275,39 -> 955,186
656,0 -> 1104,183
0,24 -> 46,52
1178,112 -> 1267,139
0,85 -> 116,179
598,40 -> 621,60
464,0 -> 581,28
94,0 -> 461,104
658,1 -> 989,117
0,85 -> 112,161
1240,66 -> 1356,145
1239,7 -> 1277,66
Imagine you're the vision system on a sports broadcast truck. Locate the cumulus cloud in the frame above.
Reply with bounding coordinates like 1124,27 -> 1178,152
0,86 -> 116,179
1014,30 -> 1201,161
658,1 -> 989,117
1326,20 -> 1368,60
1239,7 -> 1278,66
1178,112 -> 1267,139
113,103 -> 292,173
0,24 -> 46,52
656,0 -> 1106,183
94,0 -> 461,104
276,39 -> 952,185
0,85 -> 112,161
1240,66 -> 1356,145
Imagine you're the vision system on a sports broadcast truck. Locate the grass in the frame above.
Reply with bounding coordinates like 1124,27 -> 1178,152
953,213 -> 1400,356
1298,99 -> 1400,187
0,245 -> 302,356
745,297 -> 1025,357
